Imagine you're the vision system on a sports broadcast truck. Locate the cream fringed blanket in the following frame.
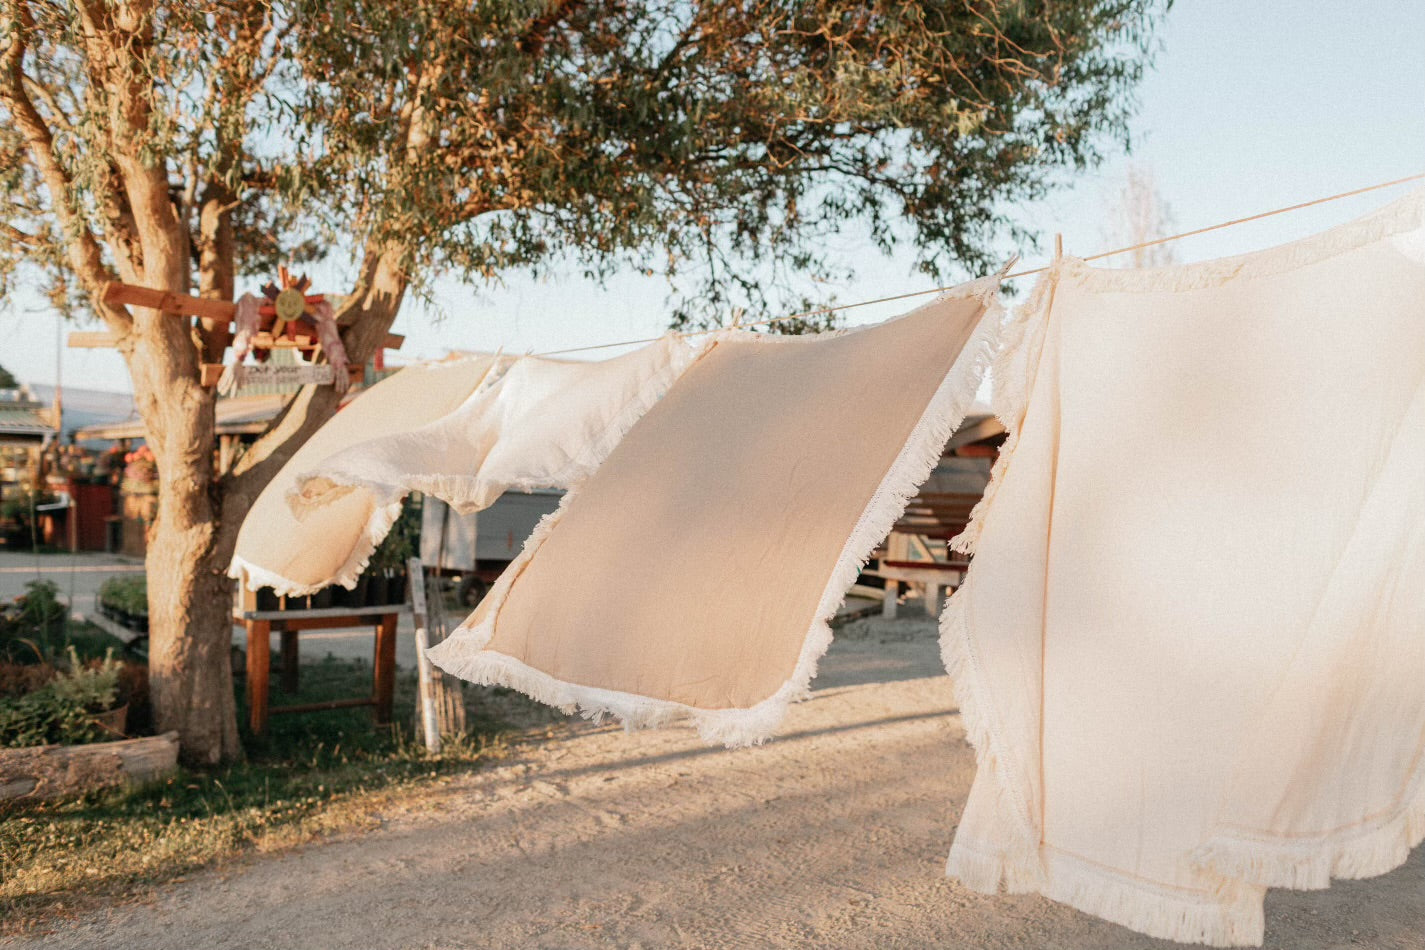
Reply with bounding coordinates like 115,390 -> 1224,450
426,281 -> 1002,746
229,356 -> 501,594
942,192 -> 1425,946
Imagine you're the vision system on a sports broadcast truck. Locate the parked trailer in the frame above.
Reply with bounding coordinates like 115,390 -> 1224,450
420,490 -> 563,606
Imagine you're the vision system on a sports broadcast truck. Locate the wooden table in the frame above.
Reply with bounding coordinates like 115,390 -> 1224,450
237,605 -> 409,735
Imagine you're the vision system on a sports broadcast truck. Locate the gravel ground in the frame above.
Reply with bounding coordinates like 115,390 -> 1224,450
9,615 -> 1422,950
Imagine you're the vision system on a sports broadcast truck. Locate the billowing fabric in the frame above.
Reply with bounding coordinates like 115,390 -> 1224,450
289,336 -> 704,516
427,280 -> 1003,747
229,356 -> 501,594
942,191 -> 1425,946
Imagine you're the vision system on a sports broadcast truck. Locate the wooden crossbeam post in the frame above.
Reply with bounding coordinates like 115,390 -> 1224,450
408,557 -> 441,753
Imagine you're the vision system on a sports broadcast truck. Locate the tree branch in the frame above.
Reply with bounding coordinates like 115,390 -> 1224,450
519,0 -> 585,56
0,0 -> 128,328
0,220 -> 44,246
79,0 -> 187,291
21,74 -> 74,133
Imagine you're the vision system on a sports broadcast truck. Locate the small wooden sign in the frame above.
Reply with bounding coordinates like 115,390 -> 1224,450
233,364 -> 336,388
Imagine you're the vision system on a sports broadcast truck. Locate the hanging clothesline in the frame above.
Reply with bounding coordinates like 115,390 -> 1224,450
539,169 -> 1425,357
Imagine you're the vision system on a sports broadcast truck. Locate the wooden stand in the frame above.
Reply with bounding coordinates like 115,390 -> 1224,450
238,606 -> 407,735
408,557 -> 441,754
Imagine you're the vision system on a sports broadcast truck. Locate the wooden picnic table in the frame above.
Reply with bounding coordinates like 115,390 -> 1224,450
235,604 -> 409,735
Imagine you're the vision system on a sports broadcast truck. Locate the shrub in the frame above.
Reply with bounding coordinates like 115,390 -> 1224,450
0,580 -> 69,662
0,488 -> 55,528
368,498 -> 419,574
0,647 -> 122,748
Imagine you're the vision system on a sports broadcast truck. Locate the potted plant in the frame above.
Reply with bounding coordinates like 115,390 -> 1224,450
2,580 -> 69,662
364,498 -> 419,606
98,576 -> 148,633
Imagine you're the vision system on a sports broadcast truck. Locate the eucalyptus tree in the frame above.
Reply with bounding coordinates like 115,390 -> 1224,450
0,0 -> 1164,763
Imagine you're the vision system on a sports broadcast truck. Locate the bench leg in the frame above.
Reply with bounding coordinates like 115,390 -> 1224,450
882,580 -> 899,619
923,582 -> 942,617
247,620 -> 271,735
373,614 -> 398,725
280,629 -> 299,694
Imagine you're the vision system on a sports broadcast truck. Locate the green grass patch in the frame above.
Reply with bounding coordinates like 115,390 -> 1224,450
0,655 -> 527,933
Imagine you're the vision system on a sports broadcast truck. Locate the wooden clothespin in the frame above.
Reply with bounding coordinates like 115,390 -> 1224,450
1053,233 -> 1065,263
728,307 -> 746,330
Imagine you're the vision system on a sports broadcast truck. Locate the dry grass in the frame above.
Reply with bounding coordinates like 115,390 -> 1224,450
0,656 -> 527,935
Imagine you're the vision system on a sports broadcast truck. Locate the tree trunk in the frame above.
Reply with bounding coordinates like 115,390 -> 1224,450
128,318 -> 243,766
145,480 -> 242,767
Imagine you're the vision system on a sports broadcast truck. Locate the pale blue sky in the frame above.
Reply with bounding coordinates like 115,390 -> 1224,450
5,0 -> 1423,392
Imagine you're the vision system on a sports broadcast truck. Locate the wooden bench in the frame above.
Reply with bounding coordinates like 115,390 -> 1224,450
875,490 -> 983,617
235,604 -> 407,735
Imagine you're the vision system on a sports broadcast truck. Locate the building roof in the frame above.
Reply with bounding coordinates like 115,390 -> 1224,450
0,390 -> 57,445
74,393 -> 294,441
26,384 -> 135,442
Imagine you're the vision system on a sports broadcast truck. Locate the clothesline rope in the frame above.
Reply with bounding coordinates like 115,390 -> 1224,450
538,170 -> 1425,357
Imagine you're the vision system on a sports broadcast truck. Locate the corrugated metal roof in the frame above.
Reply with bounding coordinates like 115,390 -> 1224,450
0,404 -> 56,443
26,384 -> 135,441
74,393 -> 291,441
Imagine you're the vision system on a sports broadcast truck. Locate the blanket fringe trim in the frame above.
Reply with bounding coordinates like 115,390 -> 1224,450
1058,186 -> 1425,295
1191,765 -> 1425,890
949,267 -> 1056,557
1039,851 -> 1266,948
428,277 -> 1005,747
226,498 -> 403,596
939,576 -> 1045,888
424,646 -> 805,747
937,271 -> 1054,887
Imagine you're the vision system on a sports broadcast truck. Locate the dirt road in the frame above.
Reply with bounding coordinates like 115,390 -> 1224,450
12,616 -> 1422,950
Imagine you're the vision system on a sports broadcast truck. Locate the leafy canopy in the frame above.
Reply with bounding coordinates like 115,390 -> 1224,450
1,1 -> 1165,327
295,0 -> 1165,325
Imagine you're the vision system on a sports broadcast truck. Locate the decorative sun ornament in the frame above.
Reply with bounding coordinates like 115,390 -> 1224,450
259,267 -> 321,343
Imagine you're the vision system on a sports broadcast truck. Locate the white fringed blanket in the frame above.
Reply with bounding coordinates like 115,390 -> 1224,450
426,280 -> 1003,746
290,335 -> 705,518
942,191 -> 1425,946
